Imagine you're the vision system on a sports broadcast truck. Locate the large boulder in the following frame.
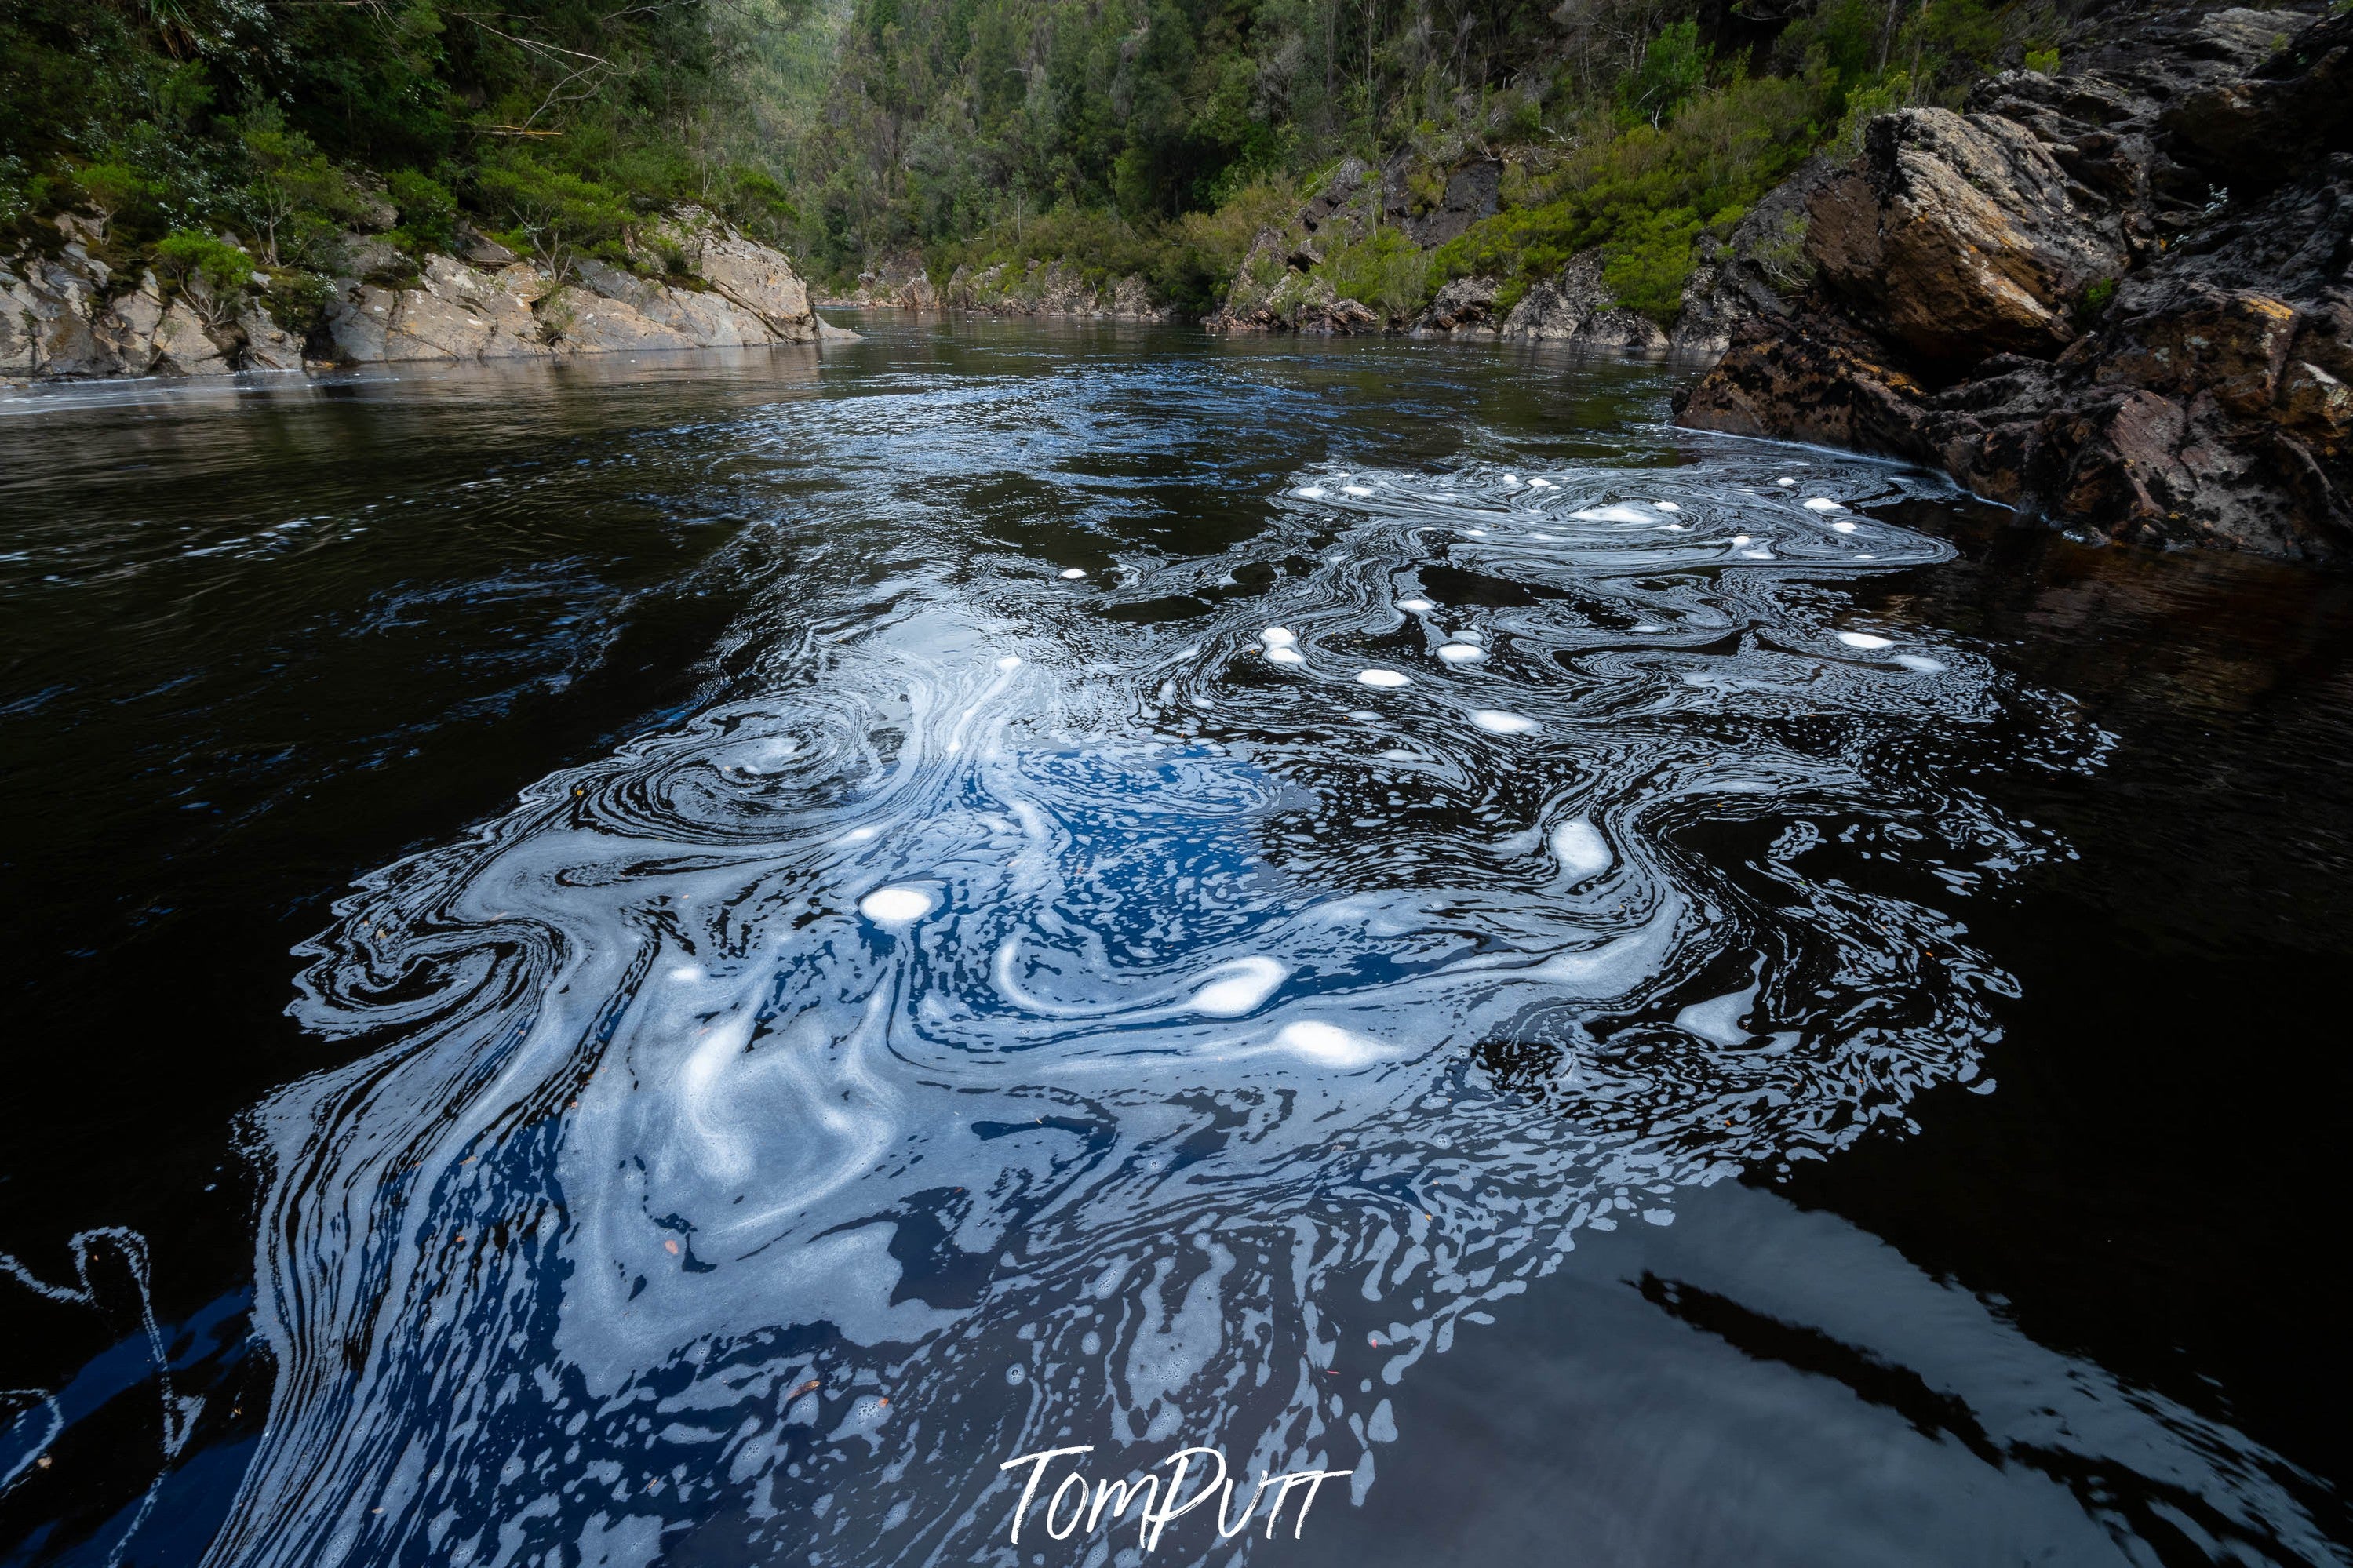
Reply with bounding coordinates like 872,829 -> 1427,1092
1806,108 -> 2130,366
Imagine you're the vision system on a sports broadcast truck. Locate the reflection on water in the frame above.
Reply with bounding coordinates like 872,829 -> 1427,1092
1,327 -> 2347,1567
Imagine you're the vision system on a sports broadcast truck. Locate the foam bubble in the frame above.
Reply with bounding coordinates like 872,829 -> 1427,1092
1836,631 -> 1894,650
1293,486 -> 1329,500
1802,497 -> 1843,511
1059,568 -> 1087,580
1571,504 -> 1654,525
1469,709 -> 1538,734
1264,645 -> 1306,665
1831,520 -> 1859,533
1776,477 -> 1799,487
995,655 -> 1023,671
1732,535 -> 1751,546
1895,653 -> 1949,673
1357,668 -> 1411,688
1396,598 -> 1433,613
858,885 -> 937,925
1271,1020 -> 1391,1069
1743,549 -> 1774,560
1550,819 -> 1612,881
1259,627 -> 1297,647
1188,956 -> 1288,1017
1437,643 -> 1487,664
1655,501 -> 1681,511
1342,485 -> 1376,497
1462,529 -> 1488,538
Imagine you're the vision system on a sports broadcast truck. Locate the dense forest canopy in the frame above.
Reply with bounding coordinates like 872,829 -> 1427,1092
2,0 -> 2068,326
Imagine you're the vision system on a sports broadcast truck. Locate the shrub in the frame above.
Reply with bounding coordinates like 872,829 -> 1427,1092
1324,227 -> 1430,317
475,157 -> 632,277
76,162 -> 158,235
2023,46 -> 2060,74
153,230 -> 254,325
387,169 -> 458,253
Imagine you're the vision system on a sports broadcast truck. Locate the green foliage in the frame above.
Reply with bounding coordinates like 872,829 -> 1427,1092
264,268 -> 338,340
1750,207 -> 1813,293
1432,65 -> 1828,324
153,229 -> 254,324
2023,46 -> 2060,74
1622,22 -> 1713,129
476,156 -> 632,276
1830,71 -> 1911,162
388,169 -> 460,253
1325,228 -> 1429,315
76,162 -> 160,235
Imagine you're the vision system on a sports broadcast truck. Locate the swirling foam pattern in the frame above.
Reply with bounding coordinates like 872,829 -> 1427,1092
209,366 -> 2265,1566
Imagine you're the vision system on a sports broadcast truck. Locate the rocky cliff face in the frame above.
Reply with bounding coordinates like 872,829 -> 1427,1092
3,207 -> 844,382
1679,5 -> 2353,564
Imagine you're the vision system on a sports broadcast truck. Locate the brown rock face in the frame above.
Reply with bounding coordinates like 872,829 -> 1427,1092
1808,110 -> 2129,366
1680,5 -> 2353,566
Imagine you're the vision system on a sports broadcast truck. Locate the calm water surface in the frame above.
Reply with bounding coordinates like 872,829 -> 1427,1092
2,321 -> 2349,1566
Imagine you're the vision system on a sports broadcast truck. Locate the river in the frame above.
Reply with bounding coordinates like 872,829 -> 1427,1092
2,321 -> 2348,1566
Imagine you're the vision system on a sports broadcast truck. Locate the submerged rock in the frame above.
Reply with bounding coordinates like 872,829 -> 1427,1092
1679,4 -> 2353,564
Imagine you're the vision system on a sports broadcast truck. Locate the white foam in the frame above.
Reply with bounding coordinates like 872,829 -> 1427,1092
1529,478 -> 1555,489
1831,519 -> 1859,533
839,824 -> 882,844
1437,643 -> 1487,664
1743,549 -> 1774,560
1802,497 -> 1843,511
1550,819 -> 1612,881
1501,473 -> 1521,486
858,885 -> 937,926
1775,477 -> 1798,487
1836,631 -> 1894,650
1272,1020 -> 1390,1068
1895,653 -> 1949,673
1187,957 -> 1288,1017
995,655 -> 1023,671
1264,645 -> 1306,665
1342,485 -> 1375,497
1396,598 -> 1433,613
1259,626 -> 1297,647
1292,486 -> 1329,500
1469,709 -> 1538,735
1571,504 -> 1654,525
1655,501 -> 1681,512
1357,668 -> 1411,688
1732,534 -> 1751,546
1059,568 -> 1087,580
1462,528 -> 1488,538
1346,708 -> 1383,722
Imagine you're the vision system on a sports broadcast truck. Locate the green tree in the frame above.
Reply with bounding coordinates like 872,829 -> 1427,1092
153,229 -> 254,326
476,156 -> 632,277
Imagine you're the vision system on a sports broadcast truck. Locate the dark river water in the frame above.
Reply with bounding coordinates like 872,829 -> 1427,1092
3,320 -> 2350,1568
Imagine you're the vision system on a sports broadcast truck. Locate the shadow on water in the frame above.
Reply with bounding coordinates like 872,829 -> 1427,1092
0,322 -> 2346,1566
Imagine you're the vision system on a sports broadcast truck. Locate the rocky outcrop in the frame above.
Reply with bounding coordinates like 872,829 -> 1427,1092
938,258 -> 1175,320
1679,5 -> 2353,564
819,251 -> 939,309
1497,250 -> 1670,351
5,206 -> 843,382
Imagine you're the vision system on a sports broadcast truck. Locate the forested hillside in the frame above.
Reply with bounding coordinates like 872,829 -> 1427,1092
4,0 -> 2080,337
